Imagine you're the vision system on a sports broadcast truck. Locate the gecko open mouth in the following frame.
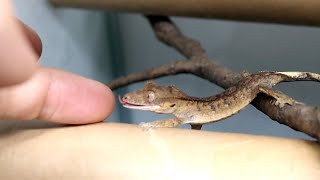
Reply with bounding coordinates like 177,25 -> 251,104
118,96 -> 160,111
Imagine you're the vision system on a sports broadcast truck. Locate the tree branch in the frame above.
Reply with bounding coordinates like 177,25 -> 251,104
145,15 -> 206,58
108,15 -> 320,140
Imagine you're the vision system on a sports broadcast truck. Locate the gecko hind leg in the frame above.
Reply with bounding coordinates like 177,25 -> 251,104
190,124 -> 202,130
139,118 -> 184,131
258,87 -> 304,108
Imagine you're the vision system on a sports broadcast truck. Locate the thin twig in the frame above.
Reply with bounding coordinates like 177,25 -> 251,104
108,57 -> 240,90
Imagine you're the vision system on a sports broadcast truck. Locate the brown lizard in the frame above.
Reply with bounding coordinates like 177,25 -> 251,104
119,71 -> 320,130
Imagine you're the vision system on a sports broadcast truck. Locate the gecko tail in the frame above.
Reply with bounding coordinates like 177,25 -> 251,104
277,71 -> 320,82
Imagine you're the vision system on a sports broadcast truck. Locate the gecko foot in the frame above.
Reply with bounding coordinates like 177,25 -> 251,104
138,118 -> 184,131
138,122 -> 157,132
274,97 -> 304,108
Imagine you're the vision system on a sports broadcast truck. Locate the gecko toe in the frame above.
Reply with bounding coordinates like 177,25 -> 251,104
139,122 -> 156,131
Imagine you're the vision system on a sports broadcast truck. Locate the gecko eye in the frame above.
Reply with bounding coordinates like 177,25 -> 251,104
147,92 -> 155,102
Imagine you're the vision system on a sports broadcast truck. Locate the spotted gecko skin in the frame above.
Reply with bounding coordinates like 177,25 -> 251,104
119,71 -> 320,129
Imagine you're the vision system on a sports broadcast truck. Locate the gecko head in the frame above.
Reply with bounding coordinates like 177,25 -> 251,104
119,81 -> 186,113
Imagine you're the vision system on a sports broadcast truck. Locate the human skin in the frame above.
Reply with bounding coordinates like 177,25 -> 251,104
0,121 -> 319,180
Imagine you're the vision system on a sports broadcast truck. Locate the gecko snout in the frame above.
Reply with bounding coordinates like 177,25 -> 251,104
118,95 -> 129,105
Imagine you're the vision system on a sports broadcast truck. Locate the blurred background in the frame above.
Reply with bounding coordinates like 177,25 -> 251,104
13,0 -> 320,139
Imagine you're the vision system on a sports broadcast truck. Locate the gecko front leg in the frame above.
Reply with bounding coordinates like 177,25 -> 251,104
139,118 -> 184,130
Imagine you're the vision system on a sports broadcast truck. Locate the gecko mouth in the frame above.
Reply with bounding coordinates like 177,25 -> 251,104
118,96 -> 160,111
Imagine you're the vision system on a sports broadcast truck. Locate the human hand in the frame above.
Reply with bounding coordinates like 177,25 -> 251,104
0,0 -> 114,124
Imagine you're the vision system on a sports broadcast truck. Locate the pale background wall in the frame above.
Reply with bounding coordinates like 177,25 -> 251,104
12,0 -> 320,139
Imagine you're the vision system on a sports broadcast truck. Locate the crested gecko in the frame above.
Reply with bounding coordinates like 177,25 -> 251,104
119,71 -> 320,130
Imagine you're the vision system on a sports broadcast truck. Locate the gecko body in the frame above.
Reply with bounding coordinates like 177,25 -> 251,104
119,71 -> 320,130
